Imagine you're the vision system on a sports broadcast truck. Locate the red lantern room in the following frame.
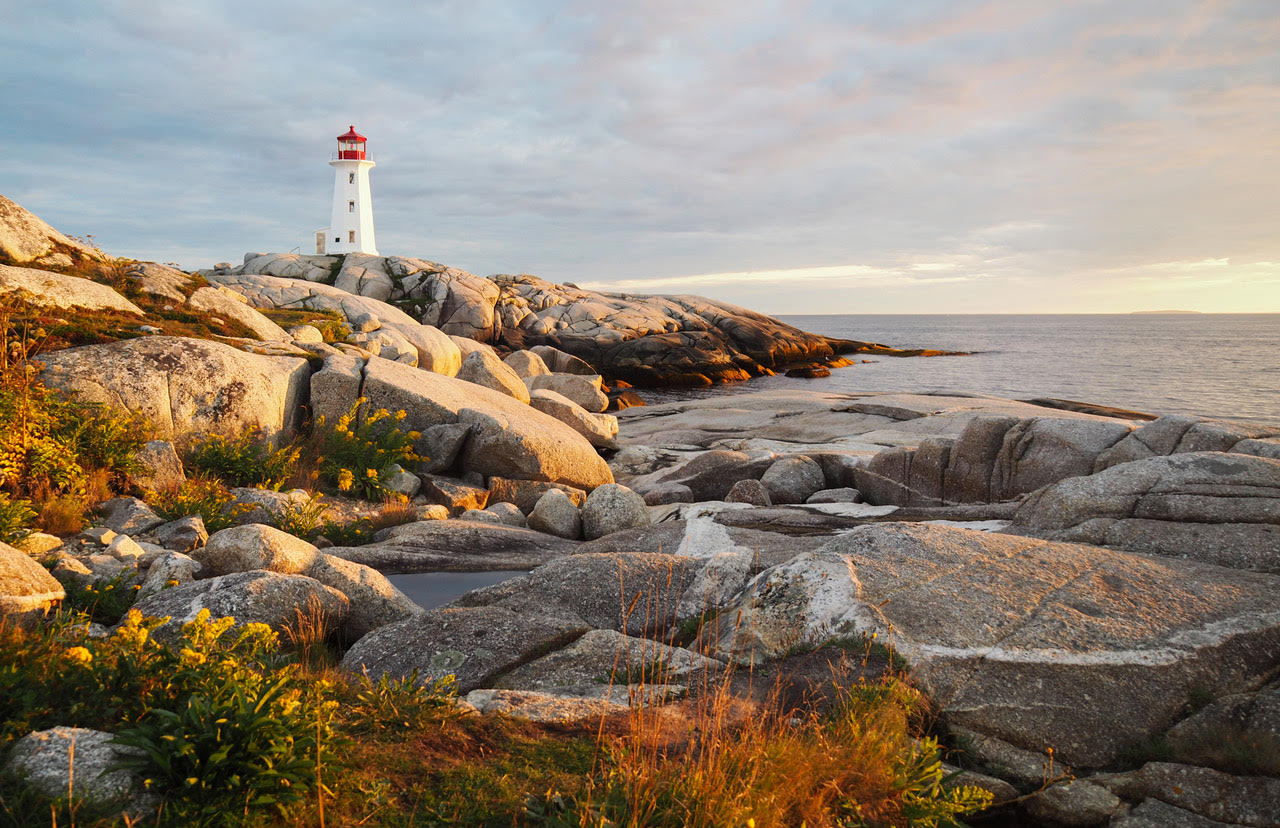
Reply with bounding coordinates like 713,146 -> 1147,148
336,125 -> 367,160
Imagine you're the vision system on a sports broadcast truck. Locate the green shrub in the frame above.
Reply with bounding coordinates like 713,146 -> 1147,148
313,399 -> 421,501
0,492 -> 36,544
58,568 -> 142,625
186,428 -> 299,491
149,475 -> 249,533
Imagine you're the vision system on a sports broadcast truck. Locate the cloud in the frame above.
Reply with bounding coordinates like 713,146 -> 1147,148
0,0 -> 1276,312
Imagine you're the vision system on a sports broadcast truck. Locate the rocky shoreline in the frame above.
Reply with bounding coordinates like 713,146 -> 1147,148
2,194 -> 1279,825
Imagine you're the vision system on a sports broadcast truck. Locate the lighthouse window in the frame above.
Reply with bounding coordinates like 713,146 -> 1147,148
348,201 -> 355,213
348,231 -> 355,243
348,172 -> 355,184
335,237 -> 340,243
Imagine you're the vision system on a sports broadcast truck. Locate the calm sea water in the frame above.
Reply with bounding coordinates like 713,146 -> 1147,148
646,314 -> 1280,427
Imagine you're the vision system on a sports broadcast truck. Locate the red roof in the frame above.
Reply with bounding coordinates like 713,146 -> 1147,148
336,125 -> 367,142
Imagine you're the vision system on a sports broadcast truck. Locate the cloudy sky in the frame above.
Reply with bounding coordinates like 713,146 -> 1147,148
2,0 -> 1277,313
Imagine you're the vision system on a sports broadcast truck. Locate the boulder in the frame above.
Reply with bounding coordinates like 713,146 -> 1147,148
98,497 -> 164,535
502,350 -> 551,378
462,689 -> 630,724
456,349 -> 531,403
1025,780 -> 1122,826
495,629 -> 722,690
414,423 -> 471,474
339,604 -> 589,693
649,450 -> 774,502
715,522 -> 1280,767
0,263 -> 142,315
1109,799 -> 1235,828
361,357 -> 613,490
529,345 -> 596,375
0,541 -> 64,621
130,440 -> 185,493
526,373 -> 608,413
6,727 -> 145,804
309,351 -> 363,428
1094,415 -> 1202,470
1010,452 -> 1280,572
137,551 -> 201,598
484,502 -> 527,528
449,335 -> 497,360
528,388 -> 619,449
226,487 -> 312,526
456,552 -> 694,637
806,487 -> 863,504
725,478 -> 772,506
760,455 -> 826,504
459,509 -> 503,525
991,417 -> 1133,498
486,476 -> 586,514
334,254 -> 394,301
0,194 -> 103,264
39,336 -> 309,441
382,463 -> 422,498
642,482 -> 695,505
419,475 -> 490,515
581,484 -> 651,540
526,489 -> 582,540
1101,762 -> 1280,826
129,570 -> 349,639
302,553 -> 421,638
195,523 -> 319,575
187,285 -> 289,341
329,518 -> 578,572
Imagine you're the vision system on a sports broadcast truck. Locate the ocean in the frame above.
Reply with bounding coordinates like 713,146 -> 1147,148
644,314 -> 1280,427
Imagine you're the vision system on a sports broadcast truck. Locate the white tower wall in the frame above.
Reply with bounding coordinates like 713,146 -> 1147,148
325,158 -> 377,254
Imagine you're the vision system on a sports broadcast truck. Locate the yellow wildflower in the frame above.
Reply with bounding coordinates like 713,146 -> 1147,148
178,647 -> 206,666
337,469 -> 354,491
64,646 -> 92,665
393,410 -> 407,421
366,468 -> 378,479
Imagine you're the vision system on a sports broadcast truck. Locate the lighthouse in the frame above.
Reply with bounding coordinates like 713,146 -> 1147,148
316,126 -> 377,255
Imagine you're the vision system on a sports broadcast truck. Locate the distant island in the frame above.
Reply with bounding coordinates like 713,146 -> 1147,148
1130,309 -> 1204,314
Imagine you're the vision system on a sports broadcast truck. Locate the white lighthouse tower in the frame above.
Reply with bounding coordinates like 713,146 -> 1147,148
316,126 -> 377,255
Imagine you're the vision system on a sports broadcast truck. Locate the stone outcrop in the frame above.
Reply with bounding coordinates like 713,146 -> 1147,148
360,357 -> 613,490
1009,451 -> 1280,571
0,194 -> 102,265
329,518 -> 579,572
186,285 -> 289,341
713,522 -> 1280,767
0,541 -> 65,621
6,727 -> 144,804
0,264 -> 143,315
39,336 -> 310,442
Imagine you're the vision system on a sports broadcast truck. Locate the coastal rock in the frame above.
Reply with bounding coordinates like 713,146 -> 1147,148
137,551 -> 202,598
340,604 -> 589,693
807,487 -> 863,504
330,518 -> 578,571
0,541 -> 65,621
486,477 -> 586,514
494,629 -> 722,690
361,356 -> 613,490
760,455 -> 826,504
526,373 -> 608,413
714,522 -> 1280,767
126,262 -> 193,302
526,489 -> 583,540
99,497 -> 164,535
6,727 -> 144,804
1025,780 -> 1122,825
207,271 -> 462,375
0,194 -> 103,264
462,689 -> 630,724
303,553 -> 421,638
581,484 -> 651,540
130,440 -> 185,493
456,349 -> 531,403
484,501 -> 527,527
0,263 -> 142,315
129,570 -> 349,639
1109,799 -> 1236,828
725,478 -> 772,506
529,345 -> 595,375
1009,451 -> 1280,572
455,552 -> 695,637
1100,762 -> 1280,826
187,285 -> 289,341
503,349 -> 550,378
418,475 -> 490,514
195,523 -> 319,576
414,423 -> 471,473
642,450 -> 775,502
309,352 -> 363,427
529,388 -> 619,449
449,335 -> 496,360
39,336 -> 309,441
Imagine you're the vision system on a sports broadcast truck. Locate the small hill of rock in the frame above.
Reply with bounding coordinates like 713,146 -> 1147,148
0,195 -> 103,268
